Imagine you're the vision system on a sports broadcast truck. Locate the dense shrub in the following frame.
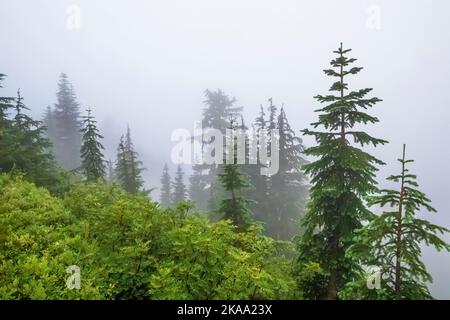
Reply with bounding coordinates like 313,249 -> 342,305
0,174 -> 299,299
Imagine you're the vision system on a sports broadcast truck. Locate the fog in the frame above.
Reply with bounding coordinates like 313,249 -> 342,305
1,0 -> 449,298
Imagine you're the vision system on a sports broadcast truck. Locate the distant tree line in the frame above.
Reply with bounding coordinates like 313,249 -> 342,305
177,90 -> 308,240
42,73 -> 147,195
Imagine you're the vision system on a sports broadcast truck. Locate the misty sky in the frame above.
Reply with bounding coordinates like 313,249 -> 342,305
1,0 -> 449,298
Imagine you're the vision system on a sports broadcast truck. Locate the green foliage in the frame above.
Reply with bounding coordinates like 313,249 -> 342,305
343,145 -> 450,300
0,174 -> 298,300
218,163 -> 253,230
63,182 -> 162,299
0,174 -> 101,299
149,221 -> 298,299
2,44 -> 448,301
296,43 -> 387,299
215,117 -> 253,229
0,75 -> 68,194
295,262 -> 329,300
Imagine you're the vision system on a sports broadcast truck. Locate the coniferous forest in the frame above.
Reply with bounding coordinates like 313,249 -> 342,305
1,1 -> 450,304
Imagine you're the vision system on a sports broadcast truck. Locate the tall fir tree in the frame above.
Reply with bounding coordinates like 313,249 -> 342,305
172,164 -> 187,204
11,89 -> 55,173
115,126 -> 146,194
80,108 -> 106,181
245,99 -> 308,240
343,145 -> 450,300
189,89 -> 242,211
217,118 -> 252,230
159,163 -> 172,208
125,126 -> 145,194
201,89 -> 242,133
0,74 -> 15,169
51,73 -> 81,170
267,98 -> 277,131
296,43 -> 387,299
1,78 -> 60,191
0,74 -> 13,119
266,107 -> 308,240
13,89 -> 29,129
115,136 -> 131,190
246,104 -> 270,224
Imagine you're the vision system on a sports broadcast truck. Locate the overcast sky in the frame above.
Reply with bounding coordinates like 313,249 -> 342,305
1,0 -> 449,298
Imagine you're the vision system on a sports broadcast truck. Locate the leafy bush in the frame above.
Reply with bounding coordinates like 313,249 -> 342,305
0,174 -> 299,299
0,174 -> 101,299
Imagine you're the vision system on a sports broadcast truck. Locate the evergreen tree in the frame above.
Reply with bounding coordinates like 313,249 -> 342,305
159,163 -> 172,208
190,89 -> 243,211
246,105 -> 269,224
245,99 -> 308,240
0,74 -> 14,119
115,126 -> 146,194
201,89 -> 242,133
344,145 -> 450,299
0,74 -> 15,169
51,73 -> 81,170
115,136 -> 131,190
172,164 -> 187,204
1,80 -> 61,191
125,126 -> 145,194
13,89 -> 30,129
218,163 -> 252,230
266,107 -> 308,240
267,98 -> 277,131
217,118 -> 252,230
296,43 -> 387,299
80,108 -> 106,181
10,89 -> 54,180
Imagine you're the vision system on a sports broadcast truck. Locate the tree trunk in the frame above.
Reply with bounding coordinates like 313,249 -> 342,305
394,144 -> 406,299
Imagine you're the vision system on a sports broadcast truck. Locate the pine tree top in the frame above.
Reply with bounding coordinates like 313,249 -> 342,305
202,89 -> 242,131
368,144 -> 439,217
115,126 -> 146,195
14,89 -> 37,129
303,43 -> 387,148
0,74 -> 15,120
54,73 -> 80,118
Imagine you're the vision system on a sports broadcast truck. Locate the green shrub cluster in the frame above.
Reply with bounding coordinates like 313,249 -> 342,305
0,174 -> 299,299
